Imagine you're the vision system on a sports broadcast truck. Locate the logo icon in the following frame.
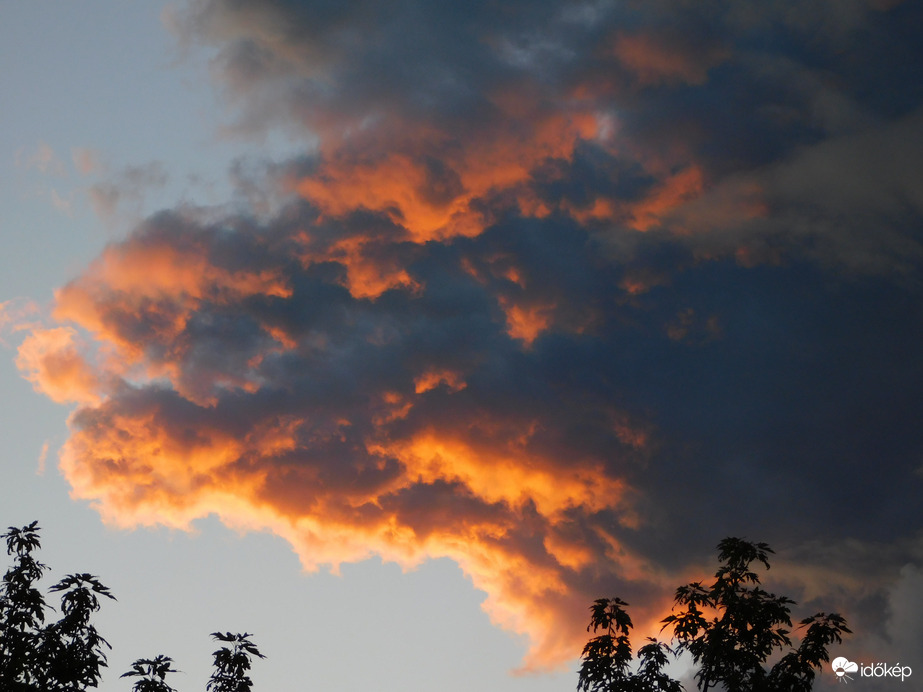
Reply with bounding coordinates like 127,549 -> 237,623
832,657 -> 859,683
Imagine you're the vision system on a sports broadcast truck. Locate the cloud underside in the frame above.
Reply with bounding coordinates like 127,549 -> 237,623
15,0 -> 923,669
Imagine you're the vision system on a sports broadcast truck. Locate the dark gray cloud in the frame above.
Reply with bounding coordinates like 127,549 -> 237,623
18,0 -> 923,672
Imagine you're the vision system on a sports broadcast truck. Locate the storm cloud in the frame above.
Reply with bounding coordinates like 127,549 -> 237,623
16,0 -> 923,671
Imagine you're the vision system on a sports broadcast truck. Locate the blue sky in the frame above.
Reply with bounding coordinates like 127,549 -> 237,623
3,1 -> 923,691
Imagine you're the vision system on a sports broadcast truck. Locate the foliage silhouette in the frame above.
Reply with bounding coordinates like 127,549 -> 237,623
0,521 -> 50,691
1,521 -> 116,691
121,633 -> 267,692
578,537 -> 851,692
578,597 -> 681,692
206,632 -> 266,692
43,573 -> 116,690
121,655 -> 180,692
1,522 -> 266,691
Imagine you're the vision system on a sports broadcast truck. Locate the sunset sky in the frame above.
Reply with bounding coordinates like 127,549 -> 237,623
2,1 -> 923,690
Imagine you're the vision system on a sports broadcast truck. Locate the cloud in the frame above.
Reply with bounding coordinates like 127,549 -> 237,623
611,30 -> 729,86
27,206 -> 668,667
0,299 -> 38,338
885,563 -> 923,663
14,0 -> 923,673
50,189 -> 75,216
72,147 -> 106,176
37,440 -> 50,476
87,162 -> 169,222
18,141 -> 67,176
15,326 -> 102,405
656,108 -> 923,273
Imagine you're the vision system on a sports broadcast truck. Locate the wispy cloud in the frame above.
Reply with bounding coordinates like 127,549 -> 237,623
17,141 -> 67,176
0,298 -> 40,345
72,147 -> 106,176
36,440 -> 50,476
87,161 -> 169,223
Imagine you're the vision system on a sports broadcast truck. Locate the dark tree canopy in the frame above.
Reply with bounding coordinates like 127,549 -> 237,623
121,655 -> 180,692
0,521 -> 115,691
578,597 -> 681,692
0,521 -> 265,692
578,537 -> 851,692
207,632 -> 266,692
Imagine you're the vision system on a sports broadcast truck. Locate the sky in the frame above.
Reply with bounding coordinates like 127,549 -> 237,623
2,1 -> 923,691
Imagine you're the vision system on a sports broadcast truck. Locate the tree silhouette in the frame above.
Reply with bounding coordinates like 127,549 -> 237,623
1,521 -> 265,691
578,537 -> 851,692
42,573 -> 116,690
0,522 -> 115,691
206,632 -> 266,692
120,634 -> 267,692
578,597 -> 681,692
121,655 -> 180,692
0,521 -> 50,691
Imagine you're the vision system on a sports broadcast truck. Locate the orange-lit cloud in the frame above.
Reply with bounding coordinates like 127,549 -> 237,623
48,338 -> 657,668
413,369 -> 466,394
16,199 -> 668,670
295,232 -> 422,299
370,429 -> 625,518
612,32 -> 729,87
500,299 -> 555,345
16,327 -> 101,404
292,109 -> 600,245
627,165 -> 705,232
